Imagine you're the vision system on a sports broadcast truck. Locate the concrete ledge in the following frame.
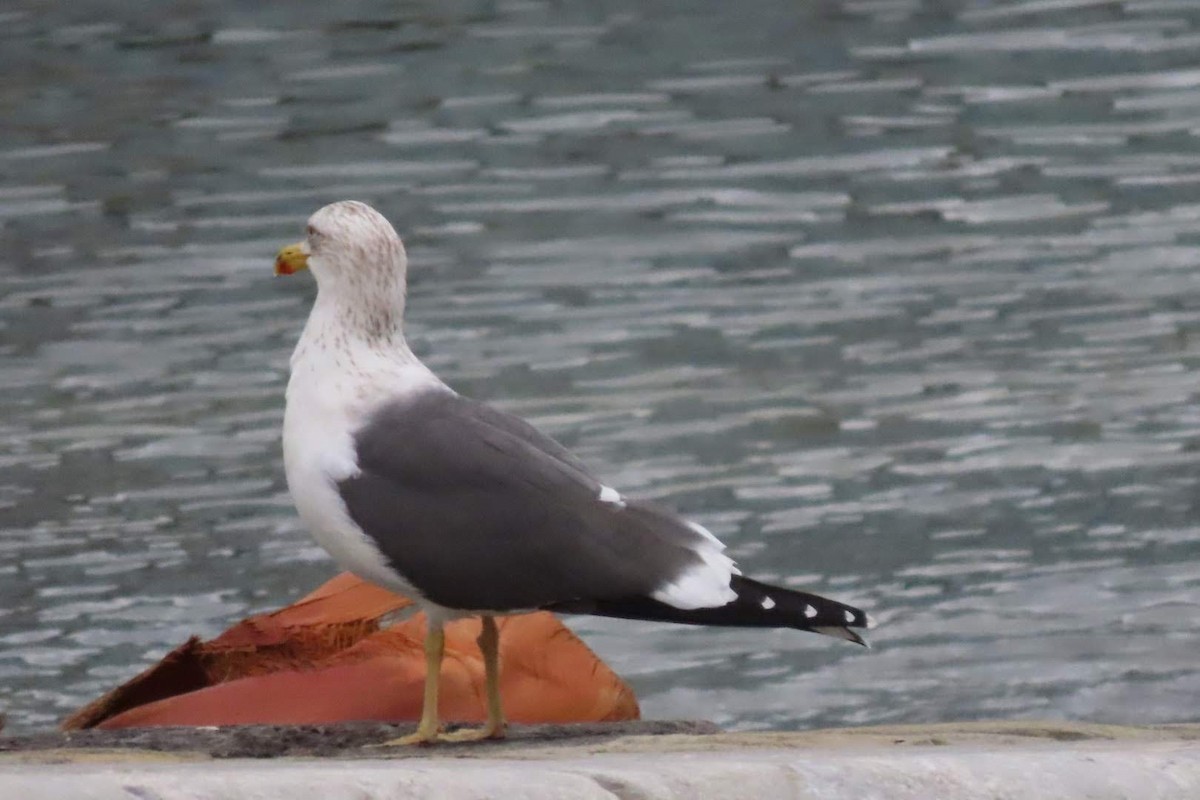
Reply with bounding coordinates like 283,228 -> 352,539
3,721 -> 1199,799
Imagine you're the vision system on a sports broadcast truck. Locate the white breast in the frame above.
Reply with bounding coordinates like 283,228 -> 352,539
282,328 -> 445,602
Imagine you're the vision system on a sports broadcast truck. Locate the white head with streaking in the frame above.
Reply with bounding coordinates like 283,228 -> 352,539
276,200 -> 412,344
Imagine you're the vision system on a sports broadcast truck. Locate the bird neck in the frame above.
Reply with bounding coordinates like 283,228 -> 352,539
293,283 -> 417,368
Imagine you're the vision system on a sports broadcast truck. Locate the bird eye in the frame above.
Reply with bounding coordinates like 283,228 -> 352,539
306,225 -> 317,237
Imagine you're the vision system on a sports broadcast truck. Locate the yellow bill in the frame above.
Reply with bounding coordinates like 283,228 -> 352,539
275,242 -> 309,276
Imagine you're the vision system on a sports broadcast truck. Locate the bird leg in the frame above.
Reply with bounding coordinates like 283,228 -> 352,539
380,620 -> 445,746
442,615 -> 507,742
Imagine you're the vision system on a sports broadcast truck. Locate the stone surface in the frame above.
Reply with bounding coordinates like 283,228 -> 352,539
0,719 -> 719,759
2,721 -> 1199,799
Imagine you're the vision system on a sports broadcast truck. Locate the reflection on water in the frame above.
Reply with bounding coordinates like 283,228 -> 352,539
2,0 -> 1200,732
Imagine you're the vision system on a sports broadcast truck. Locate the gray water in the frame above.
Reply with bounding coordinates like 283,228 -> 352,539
2,0 -> 1199,734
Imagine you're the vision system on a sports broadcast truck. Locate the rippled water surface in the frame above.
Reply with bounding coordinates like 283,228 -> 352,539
2,0 -> 1200,733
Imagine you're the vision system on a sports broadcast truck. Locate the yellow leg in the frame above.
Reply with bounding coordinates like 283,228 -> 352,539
442,615 -> 508,742
379,620 -> 444,746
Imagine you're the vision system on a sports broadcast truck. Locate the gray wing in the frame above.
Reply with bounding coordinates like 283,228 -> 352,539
339,390 -> 706,611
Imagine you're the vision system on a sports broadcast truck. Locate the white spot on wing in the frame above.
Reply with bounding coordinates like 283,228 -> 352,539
804,604 -> 818,619
844,609 -> 856,624
651,553 -> 737,610
598,485 -> 626,509
651,520 -> 740,611
686,520 -> 725,549
761,596 -> 776,610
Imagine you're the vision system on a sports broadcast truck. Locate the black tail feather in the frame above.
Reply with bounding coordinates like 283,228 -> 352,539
550,576 -> 869,646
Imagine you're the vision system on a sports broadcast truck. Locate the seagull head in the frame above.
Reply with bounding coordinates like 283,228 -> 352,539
275,201 -> 411,342
275,200 -> 407,287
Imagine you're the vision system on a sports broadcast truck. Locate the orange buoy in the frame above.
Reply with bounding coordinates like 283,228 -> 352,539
63,572 -> 638,730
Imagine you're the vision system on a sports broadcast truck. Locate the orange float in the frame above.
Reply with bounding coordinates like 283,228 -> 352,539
63,572 -> 639,730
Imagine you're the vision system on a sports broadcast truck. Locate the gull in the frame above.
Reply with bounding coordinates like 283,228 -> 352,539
274,200 -> 868,744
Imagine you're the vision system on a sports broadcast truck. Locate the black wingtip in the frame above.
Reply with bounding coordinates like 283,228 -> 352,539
552,575 -> 873,647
